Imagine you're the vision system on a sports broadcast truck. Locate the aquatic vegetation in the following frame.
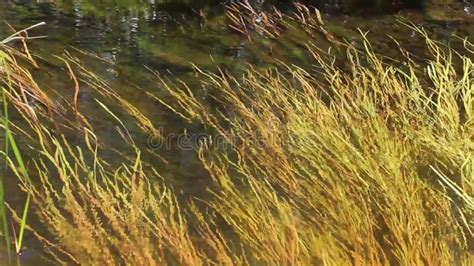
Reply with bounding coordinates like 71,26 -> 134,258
0,25 -> 50,261
155,27 -> 474,264
0,24 -> 471,265
226,0 -> 285,40
226,1 -> 340,46
0,2 -> 473,264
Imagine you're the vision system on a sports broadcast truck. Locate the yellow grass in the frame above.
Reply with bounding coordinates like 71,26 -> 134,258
1,25 -> 473,265
155,28 -> 473,264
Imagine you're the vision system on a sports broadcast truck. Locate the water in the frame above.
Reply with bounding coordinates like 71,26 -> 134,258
0,0 -> 473,264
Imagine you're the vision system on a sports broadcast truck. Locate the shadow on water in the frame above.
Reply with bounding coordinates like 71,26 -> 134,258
0,0 -> 473,264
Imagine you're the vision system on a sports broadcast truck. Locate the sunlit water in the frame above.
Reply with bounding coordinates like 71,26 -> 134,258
0,0 -> 473,264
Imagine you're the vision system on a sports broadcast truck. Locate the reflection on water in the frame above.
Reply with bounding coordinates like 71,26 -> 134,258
0,0 -> 473,264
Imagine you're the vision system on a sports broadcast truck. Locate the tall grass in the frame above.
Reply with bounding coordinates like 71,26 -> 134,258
156,28 -> 474,264
0,19 -> 473,266
0,58 -> 12,259
0,42 -> 37,261
3,91 -> 32,255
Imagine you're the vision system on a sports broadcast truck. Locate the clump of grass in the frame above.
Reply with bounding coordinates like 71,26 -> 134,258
226,1 -> 340,46
21,136 -> 198,264
1,20 -> 473,265
226,0 -> 286,39
155,27 -> 473,264
0,23 -> 50,261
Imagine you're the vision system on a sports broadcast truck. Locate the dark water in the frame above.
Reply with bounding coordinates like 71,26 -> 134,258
0,0 -> 473,264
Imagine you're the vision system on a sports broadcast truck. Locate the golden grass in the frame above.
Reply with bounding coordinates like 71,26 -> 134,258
1,22 -> 473,265
152,26 -> 474,265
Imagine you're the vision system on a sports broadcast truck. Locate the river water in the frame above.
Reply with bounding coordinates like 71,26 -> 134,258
0,0 -> 473,264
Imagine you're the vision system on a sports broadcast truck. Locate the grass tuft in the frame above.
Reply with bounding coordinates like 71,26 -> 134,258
0,17 -> 473,265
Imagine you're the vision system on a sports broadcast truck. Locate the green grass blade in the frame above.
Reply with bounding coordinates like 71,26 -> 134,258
1,88 -> 12,259
0,177 -> 11,259
15,194 -> 29,254
2,88 -> 30,255
5,131 -> 28,181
